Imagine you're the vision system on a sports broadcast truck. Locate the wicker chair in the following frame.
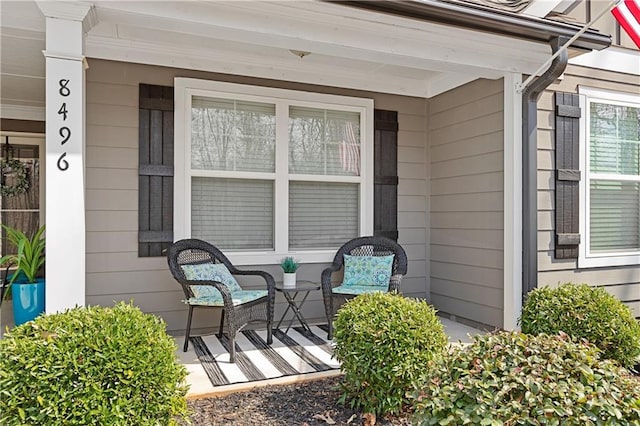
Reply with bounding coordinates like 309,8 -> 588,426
167,239 -> 275,362
321,236 -> 408,339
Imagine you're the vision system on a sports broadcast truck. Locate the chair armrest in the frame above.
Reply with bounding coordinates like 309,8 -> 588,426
234,269 -> 276,290
231,269 -> 275,289
231,269 -> 275,325
321,266 -> 339,298
231,269 -> 276,301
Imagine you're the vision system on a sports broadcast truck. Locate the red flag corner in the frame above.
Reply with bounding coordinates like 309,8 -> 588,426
611,0 -> 640,48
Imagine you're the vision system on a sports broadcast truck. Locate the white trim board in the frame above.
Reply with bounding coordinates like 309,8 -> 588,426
0,105 -> 45,121
578,86 -> 640,268
569,47 -> 640,76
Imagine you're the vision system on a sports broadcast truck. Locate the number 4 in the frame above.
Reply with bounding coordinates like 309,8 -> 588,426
58,103 -> 68,121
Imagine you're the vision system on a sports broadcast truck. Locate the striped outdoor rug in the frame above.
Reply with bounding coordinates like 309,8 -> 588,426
190,324 -> 340,386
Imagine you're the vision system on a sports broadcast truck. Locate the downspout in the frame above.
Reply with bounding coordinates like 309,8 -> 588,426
521,36 -> 568,299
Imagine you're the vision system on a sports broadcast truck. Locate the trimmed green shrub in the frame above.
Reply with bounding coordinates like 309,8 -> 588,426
520,283 -> 640,367
333,292 -> 447,415
0,302 -> 189,425
412,331 -> 640,425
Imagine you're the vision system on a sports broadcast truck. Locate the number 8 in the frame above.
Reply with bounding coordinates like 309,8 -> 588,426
59,79 -> 70,97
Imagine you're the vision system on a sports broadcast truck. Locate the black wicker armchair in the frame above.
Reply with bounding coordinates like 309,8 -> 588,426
321,236 -> 408,339
167,239 -> 275,362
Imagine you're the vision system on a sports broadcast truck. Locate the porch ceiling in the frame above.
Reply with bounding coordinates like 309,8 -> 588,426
0,0 -> 595,121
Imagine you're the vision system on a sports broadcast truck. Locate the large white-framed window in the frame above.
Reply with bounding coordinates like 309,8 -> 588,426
579,86 -> 640,268
174,78 -> 374,265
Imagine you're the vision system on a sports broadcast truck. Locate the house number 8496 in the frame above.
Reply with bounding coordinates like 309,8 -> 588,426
57,79 -> 70,171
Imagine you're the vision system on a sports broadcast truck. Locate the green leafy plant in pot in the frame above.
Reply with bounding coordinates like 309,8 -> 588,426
280,256 -> 299,288
0,224 -> 46,325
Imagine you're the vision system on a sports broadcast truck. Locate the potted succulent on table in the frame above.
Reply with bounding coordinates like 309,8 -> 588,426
280,256 -> 299,288
0,224 -> 46,326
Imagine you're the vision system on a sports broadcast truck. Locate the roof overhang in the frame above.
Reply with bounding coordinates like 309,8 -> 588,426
1,0 -> 612,120
334,0 -> 611,51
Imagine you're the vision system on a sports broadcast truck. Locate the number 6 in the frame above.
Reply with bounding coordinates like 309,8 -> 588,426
57,152 -> 69,171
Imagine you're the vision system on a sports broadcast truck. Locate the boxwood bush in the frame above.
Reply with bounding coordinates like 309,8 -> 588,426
333,292 -> 447,415
520,283 -> 640,367
0,302 -> 189,425
412,331 -> 640,425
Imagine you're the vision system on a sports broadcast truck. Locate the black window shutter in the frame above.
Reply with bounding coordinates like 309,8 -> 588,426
374,109 -> 399,242
138,84 -> 174,257
554,92 -> 581,259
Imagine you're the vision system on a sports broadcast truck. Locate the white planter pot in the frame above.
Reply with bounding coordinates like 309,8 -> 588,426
283,272 -> 296,288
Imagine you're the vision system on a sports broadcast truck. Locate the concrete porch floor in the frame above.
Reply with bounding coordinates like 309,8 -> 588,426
178,317 -> 484,398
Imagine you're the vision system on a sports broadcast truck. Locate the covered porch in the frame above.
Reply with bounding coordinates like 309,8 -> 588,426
0,0 -> 609,337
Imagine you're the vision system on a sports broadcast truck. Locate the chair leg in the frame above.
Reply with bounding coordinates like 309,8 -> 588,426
184,305 -> 194,352
218,310 -> 225,337
229,335 -> 236,363
267,323 -> 273,345
325,300 -> 334,340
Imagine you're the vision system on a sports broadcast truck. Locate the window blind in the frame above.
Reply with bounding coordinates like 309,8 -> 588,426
588,101 -> 640,253
289,106 -> 360,176
590,103 -> 640,175
289,181 -> 359,249
191,96 -> 275,173
590,180 -> 640,252
191,177 -> 274,250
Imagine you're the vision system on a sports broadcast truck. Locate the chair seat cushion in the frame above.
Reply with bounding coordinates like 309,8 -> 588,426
332,284 -> 387,295
185,289 -> 268,307
181,263 -> 242,298
342,254 -> 394,287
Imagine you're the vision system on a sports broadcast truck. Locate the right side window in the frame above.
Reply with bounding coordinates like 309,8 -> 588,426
580,87 -> 640,267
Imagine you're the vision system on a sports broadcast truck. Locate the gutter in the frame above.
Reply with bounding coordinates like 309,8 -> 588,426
333,0 -> 611,51
521,37 -> 568,299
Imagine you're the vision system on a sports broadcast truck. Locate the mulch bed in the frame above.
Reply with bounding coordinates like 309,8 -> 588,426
186,367 -> 640,425
186,375 -> 411,426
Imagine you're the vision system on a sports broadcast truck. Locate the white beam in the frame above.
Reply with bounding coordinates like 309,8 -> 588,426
0,105 -> 45,121
503,73 -> 523,330
427,71 -> 503,97
37,1 -> 97,313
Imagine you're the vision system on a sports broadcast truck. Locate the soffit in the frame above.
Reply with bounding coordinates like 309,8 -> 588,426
85,1 -> 559,90
0,0 -> 604,119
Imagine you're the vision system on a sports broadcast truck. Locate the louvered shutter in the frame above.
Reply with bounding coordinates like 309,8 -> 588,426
554,92 -> 581,259
374,109 -> 398,242
138,84 -> 174,257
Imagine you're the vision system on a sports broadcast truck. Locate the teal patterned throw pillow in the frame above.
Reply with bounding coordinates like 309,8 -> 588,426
181,263 -> 241,298
342,254 -> 394,288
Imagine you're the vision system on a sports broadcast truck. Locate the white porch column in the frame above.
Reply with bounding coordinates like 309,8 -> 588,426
37,2 -> 97,313
503,73 -> 523,330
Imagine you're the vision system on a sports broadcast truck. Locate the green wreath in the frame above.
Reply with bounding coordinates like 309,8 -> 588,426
0,159 -> 30,197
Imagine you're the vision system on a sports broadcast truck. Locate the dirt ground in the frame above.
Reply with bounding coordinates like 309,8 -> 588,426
186,375 -> 410,426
